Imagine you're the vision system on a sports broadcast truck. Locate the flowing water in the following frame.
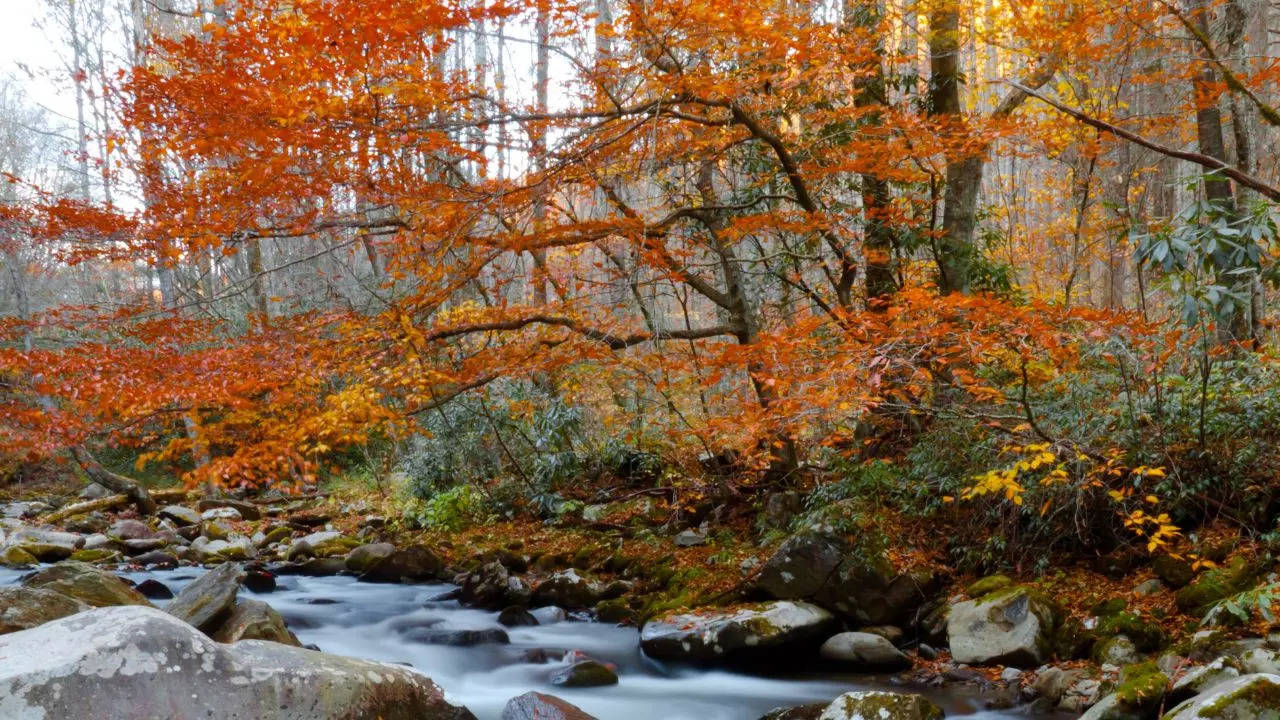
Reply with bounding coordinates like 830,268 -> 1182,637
2,567 -> 1046,720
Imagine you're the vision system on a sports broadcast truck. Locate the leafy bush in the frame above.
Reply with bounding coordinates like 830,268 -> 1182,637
403,484 -> 490,531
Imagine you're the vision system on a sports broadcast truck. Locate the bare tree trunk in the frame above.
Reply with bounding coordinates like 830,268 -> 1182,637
71,446 -> 156,515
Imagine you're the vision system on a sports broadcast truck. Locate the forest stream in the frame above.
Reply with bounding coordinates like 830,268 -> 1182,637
0,567 -> 1053,720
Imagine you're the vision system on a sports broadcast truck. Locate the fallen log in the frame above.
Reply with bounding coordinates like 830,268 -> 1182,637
43,488 -> 191,524
70,446 -> 159,515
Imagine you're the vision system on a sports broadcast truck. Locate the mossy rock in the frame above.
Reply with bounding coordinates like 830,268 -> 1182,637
1054,615 -> 1098,660
1163,672 -> 1280,719
1092,597 -> 1129,617
816,691 -> 944,720
1093,635 -> 1142,666
1,546 -> 39,567
1097,611 -> 1169,652
1154,555 -> 1196,588
1175,556 -> 1260,616
596,597 -> 635,624
1114,661 -> 1168,706
69,548 -> 121,564
967,574 -> 1014,598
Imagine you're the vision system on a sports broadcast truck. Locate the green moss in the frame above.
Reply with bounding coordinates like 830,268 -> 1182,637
1176,556 -> 1259,615
1096,611 -> 1169,652
1092,597 -> 1129,616
1115,661 -> 1168,706
1198,676 -> 1280,718
967,574 -> 1013,597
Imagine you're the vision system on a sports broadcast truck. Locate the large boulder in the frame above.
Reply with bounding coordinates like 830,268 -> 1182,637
1162,673 -> 1280,719
0,605 -> 476,720
0,587 -> 90,635
459,561 -> 529,608
533,569 -> 601,610
1175,556 -> 1260,616
211,598 -> 300,646
640,601 -> 835,662
1170,657 -> 1241,705
22,562 -> 151,607
501,692 -> 597,720
345,542 -> 396,573
755,531 -> 935,625
758,705 -> 827,720
947,585 -> 1059,668
6,527 -> 83,561
819,631 -> 912,671
816,691 -> 943,720
166,561 -> 245,633
359,544 -> 444,583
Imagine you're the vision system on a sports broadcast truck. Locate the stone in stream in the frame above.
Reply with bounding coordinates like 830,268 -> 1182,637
754,531 -> 937,626
501,691 -> 598,720
758,705 -> 827,720
6,527 -> 84,561
458,561 -> 529,607
211,598 -> 300,646
818,631 -> 913,671
107,518 -> 154,541
359,544 -> 445,583
274,557 -> 349,576
1162,672 -> 1280,719
533,569 -> 602,610
403,626 -> 510,646
498,606 -> 539,627
22,561 -> 152,608
166,561 -> 244,633
345,541 -> 395,573
946,585 -> 1060,668
0,546 -> 37,567
68,547 -> 121,564
64,511 -> 110,534
158,504 -> 202,526
134,578 -> 174,600
0,605 -> 477,720
243,567 -> 278,592
131,549 -> 180,568
640,600 -> 836,662
816,691 -> 943,720
550,660 -> 618,687
0,587 -> 90,635
123,537 -> 169,554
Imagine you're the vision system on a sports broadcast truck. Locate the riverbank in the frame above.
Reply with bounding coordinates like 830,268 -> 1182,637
1,475 -> 1278,719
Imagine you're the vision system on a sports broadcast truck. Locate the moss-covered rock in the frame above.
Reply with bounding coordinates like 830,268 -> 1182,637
1093,635 -> 1142,666
1169,657 -> 1242,705
1055,615 -> 1099,660
640,601 -> 835,662
68,548 -> 121,564
947,585 -> 1061,668
0,546 -> 38,567
1175,557 -> 1260,616
0,587 -> 89,635
967,574 -> 1014,597
1163,672 -> 1280,719
1155,555 -> 1196,588
1097,611 -> 1169,652
22,562 -> 151,608
816,691 -> 943,720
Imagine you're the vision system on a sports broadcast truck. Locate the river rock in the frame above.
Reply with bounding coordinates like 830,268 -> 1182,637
1093,635 -> 1142,666
22,561 -> 151,607
498,606 -> 539,627
0,546 -> 37,566
403,627 -> 510,646
69,547 -> 121,563
1154,555 -> 1196,588
502,691 -> 598,720
166,561 -> 245,633
65,511 -> 110,534
947,585 -> 1059,667
1163,672 -> 1280,719
640,600 -> 836,662
0,605 -> 477,720
755,531 -> 934,625
459,561 -> 529,607
79,482 -> 113,499
816,691 -> 943,720
203,506 -> 243,522
158,505 -> 202,526
7,527 -> 83,561
124,537 -> 169,554
550,660 -> 618,687
82,533 -> 120,551
818,631 -> 912,671
132,549 -> 180,567
0,587 -> 90,635
359,544 -> 443,582
533,569 -> 602,610
135,579 -> 174,600
107,518 -> 154,541
211,598 -> 300,646
1175,556 -> 1259,616
275,557 -> 348,576
345,542 -> 395,572
1170,657 -> 1241,704
198,497 -> 262,520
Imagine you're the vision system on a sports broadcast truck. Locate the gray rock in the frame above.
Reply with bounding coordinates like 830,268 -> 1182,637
78,482 -> 113,500
1170,657 -> 1241,704
946,586 -> 1059,667
345,542 -> 395,573
502,691 -> 597,720
1240,648 -> 1280,675
674,529 -> 707,547
498,606 -> 539,627
757,704 -> 826,720
81,533 -> 118,551
0,587 -> 90,635
1163,672 -> 1280,719
1134,579 -> 1167,596
1032,666 -> 1088,704
816,691 -> 943,720
533,569 -> 602,610
166,562 -> 244,633
158,505 -> 202,526
550,660 -> 618,687
22,562 -> 151,607
107,519 -> 154,541
359,544 -> 443,583
124,537 -> 169,554
818,631 -> 912,671
197,498 -> 261,520
65,512 -> 110,534
0,605 -> 476,720
640,601 -> 835,661
1094,635 -> 1142,666
211,598 -> 299,646
7,527 -> 84,561
202,506 -> 243,522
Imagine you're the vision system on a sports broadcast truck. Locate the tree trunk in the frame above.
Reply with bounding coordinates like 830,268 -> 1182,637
71,446 -> 156,515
